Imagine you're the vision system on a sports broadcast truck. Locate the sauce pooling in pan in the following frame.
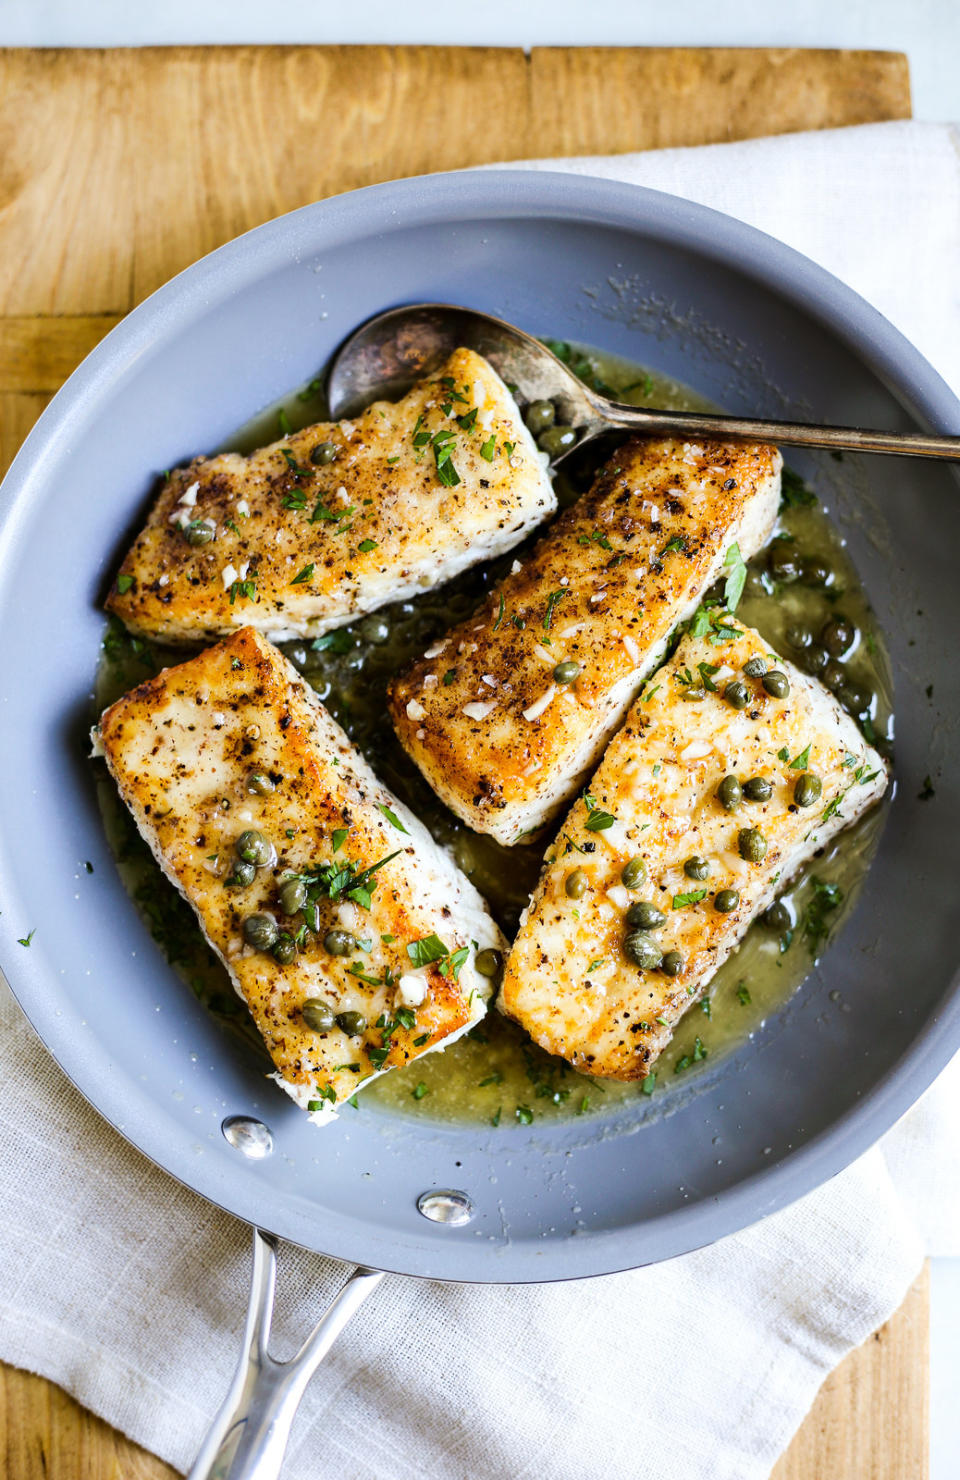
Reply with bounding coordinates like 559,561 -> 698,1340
95,341 -> 892,1126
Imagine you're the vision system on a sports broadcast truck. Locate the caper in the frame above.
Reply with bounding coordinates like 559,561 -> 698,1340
767,545 -> 801,583
743,568 -> 767,599
475,948 -> 503,980
624,931 -> 663,970
243,913 -> 278,951
724,680 -> 750,710
324,929 -> 356,957
822,659 -> 846,692
553,660 -> 580,684
626,900 -> 666,931
279,877 -> 308,916
743,656 -> 767,678
621,856 -> 647,889
235,829 -> 273,867
337,1010 -> 366,1036
538,425 -> 577,459
660,950 -> 684,978
801,555 -> 832,588
762,670 -> 790,699
764,901 -> 791,933
227,859 -> 256,888
360,615 -> 391,644
738,827 -> 768,863
793,772 -> 822,808
184,518 -> 215,546
310,441 -> 338,465
524,399 -> 556,435
248,772 -> 275,796
742,776 -> 773,803
786,625 -> 812,651
302,998 -> 336,1033
803,643 -> 829,676
684,856 -> 710,881
714,888 -> 740,913
682,685 -> 706,702
285,644 -> 309,671
565,869 -> 588,899
717,775 -> 742,811
272,937 -> 297,966
821,617 -> 855,657
839,682 -> 870,716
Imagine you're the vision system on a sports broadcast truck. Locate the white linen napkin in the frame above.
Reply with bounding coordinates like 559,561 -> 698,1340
1,119 -> 958,1480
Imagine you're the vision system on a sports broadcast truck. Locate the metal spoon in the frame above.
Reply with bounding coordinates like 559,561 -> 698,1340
326,302 -> 960,460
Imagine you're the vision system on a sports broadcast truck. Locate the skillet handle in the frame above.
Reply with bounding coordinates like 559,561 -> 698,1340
188,1228 -> 385,1480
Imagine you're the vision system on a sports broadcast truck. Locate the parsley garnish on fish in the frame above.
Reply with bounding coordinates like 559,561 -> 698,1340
480,434 -> 496,462
116,574 -> 133,594
722,542 -> 747,611
406,933 -> 470,981
582,790 -> 616,832
543,589 -> 567,630
290,563 -> 314,585
228,571 -> 258,604
672,889 -> 707,909
377,803 -> 409,834
280,447 -> 312,479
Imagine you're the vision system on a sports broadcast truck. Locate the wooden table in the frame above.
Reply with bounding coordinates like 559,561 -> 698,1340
0,44 -> 924,1479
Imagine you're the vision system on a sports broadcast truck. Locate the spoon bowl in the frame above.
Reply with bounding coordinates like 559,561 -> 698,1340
327,300 -> 960,462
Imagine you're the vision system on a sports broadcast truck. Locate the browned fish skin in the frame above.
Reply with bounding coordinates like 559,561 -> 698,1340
500,621 -> 888,1081
96,627 -> 504,1116
389,437 -> 781,844
106,348 -> 555,643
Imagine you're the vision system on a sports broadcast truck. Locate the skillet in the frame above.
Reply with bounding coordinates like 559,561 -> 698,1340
1,170 -> 960,1471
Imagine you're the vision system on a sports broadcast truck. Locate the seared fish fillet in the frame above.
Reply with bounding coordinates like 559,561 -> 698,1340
95,627 -> 505,1120
389,437 -> 781,844
500,620 -> 888,1080
106,348 -> 555,644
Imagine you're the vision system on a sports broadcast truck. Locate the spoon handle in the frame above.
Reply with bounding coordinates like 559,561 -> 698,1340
599,401 -> 960,459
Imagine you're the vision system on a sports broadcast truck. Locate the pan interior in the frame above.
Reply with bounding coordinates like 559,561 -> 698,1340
1,173 -> 958,1282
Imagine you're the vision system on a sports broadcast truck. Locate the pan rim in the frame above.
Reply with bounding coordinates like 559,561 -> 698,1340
1,167 -> 959,1283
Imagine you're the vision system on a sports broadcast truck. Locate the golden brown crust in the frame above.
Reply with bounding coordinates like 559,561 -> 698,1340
97,627 -> 502,1110
106,349 -> 554,643
500,621 -> 888,1080
389,437 -> 781,843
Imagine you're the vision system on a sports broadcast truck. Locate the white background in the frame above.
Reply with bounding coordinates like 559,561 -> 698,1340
2,0 -> 958,1474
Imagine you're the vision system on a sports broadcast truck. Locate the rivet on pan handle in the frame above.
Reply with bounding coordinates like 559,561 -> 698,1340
188,1228 -> 385,1480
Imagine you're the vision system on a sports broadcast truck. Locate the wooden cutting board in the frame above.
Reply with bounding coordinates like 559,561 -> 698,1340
0,44 -> 923,1480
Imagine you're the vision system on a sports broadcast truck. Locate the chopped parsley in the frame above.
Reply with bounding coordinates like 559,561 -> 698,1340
411,1081 -> 430,1100
780,468 -> 817,509
582,790 -> 616,832
115,573 -> 133,594
515,1105 -> 534,1125
290,563 -> 315,585
357,539 -> 378,553
722,542 -> 747,611
543,588 -> 567,630
406,934 -> 469,981
17,929 -> 35,947
799,878 -> 843,957
736,982 -> 751,1006
578,529 -> 613,551
480,434 -> 496,462
228,571 -> 257,604
377,803 -> 409,834
641,1072 -> 657,1096
672,888 -> 707,909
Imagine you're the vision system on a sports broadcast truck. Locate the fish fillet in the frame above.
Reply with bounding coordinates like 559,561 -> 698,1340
95,626 -> 505,1119
389,437 -> 781,844
106,348 -> 555,644
500,619 -> 888,1080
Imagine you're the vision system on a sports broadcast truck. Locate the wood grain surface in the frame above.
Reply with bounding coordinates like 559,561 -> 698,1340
0,42 -> 921,1480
